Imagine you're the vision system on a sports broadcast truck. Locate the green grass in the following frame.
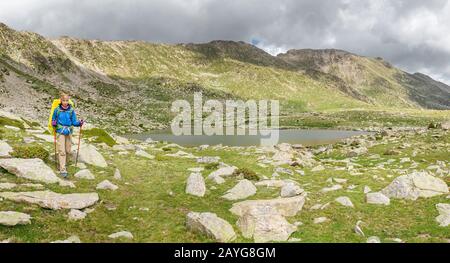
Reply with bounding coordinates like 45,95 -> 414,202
82,128 -> 117,147
0,116 -> 24,129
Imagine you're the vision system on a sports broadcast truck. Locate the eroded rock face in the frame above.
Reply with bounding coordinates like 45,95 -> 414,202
73,144 -> 108,168
0,191 -> 99,210
230,193 -> 307,217
186,173 -> 206,197
186,212 -> 236,242
221,179 -> 257,201
0,158 -> 69,186
236,205 -> 297,243
381,172 -> 449,200
0,211 -> 31,226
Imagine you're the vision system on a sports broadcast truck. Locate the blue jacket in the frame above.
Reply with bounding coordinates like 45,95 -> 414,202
52,104 -> 81,135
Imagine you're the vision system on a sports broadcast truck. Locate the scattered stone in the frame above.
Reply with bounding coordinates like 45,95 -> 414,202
230,194 -> 307,217
381,171 -> 449,200
222,179 -> 257,200
51,235 -> 81,243
236,205 -> 296,243
197,156 -> 220,164
113,168 -> 122,180
313,217 -> 329,224
0,211 -> 31,226
0,140 -> 13,157
208,166 -> 237,178
275,167 -> 294,175
0,191 -> 99,210
68,209 -> 87,221
366,192 -> 390,205
435,203 -> 450,227
186,212 -> 236,242
108,231 -> 133,240
186,173 -> 206,197
367,236 -> 381,243
73,144 -> 108,168
5,125 -> 20,131
364,186 -> 372,194
321,184 -> 343,193
135,149 -> 155,159
0,158 -> 73,187
333,178 -> 348,184
280,182 -> 304,197
96,180 -> 118,191
255,180 -> 286,188
74,169 -> 95,180
311,165 -> 325,172
335,196 -> 354,207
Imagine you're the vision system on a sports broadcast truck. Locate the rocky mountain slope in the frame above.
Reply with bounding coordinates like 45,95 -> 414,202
1,22 -> 449,134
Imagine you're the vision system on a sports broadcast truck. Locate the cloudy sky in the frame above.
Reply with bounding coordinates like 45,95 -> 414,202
1,0 -> 450,84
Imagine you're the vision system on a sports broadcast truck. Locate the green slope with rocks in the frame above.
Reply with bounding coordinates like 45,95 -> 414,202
0,110 -> 449,243
1,22 -> 449,134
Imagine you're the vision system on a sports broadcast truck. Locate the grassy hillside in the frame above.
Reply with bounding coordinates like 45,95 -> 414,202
0,22 -> 449,133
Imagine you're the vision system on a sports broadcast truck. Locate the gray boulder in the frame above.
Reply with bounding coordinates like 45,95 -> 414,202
0,191 -> 99,210
186,173 -> 206,197
186,212 -> 236,242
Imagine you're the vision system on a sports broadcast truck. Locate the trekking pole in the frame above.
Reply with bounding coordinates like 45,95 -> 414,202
75,123 -> 83,167
53,130 -> 58,169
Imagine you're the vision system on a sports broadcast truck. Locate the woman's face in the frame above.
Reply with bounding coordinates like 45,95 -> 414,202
61,96 -> 70,107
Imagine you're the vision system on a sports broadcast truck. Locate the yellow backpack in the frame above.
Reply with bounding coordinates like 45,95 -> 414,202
47,99 -> 75,134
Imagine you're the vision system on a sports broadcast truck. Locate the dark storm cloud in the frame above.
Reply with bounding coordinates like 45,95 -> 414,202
1,0 -> 450,84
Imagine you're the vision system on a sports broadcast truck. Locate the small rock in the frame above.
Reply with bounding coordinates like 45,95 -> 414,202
0,211 -> 31,226
135,150 -> 155,159
280,182 -> 304,197
367,236 -> 381,243
366,192 -> 390,205
108,231 -> 133,239
364,186 -> 372,194
74,169 -> 95,180
222,179 -> 256,200
313,217 -> 329,224
186,212 -> 236,242
113,168 -> 122,180
96,180 -> 118,191
335,196 -> 354,208
52,235 -> 81,243
321,184 -> 343,192
186,173 -> 206,197
68,209 -> 87,221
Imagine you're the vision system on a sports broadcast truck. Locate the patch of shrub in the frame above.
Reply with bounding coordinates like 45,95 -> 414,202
204,162 -> 219,170
11,145 -> 49,160
0,116 -> 24,129
82,128 -> 116,147
161,147 -> 172,152
232,168 -> 260,181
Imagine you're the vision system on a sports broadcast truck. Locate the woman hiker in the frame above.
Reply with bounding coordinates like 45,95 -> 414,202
51,92 -> 84,177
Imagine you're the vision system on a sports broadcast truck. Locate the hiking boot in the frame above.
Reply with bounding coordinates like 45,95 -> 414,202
60,171 -> 69,178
